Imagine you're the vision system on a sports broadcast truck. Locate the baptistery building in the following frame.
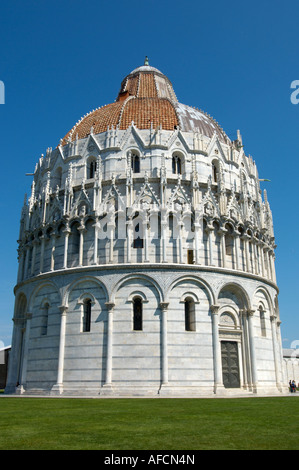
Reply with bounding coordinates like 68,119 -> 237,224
6,59 -> 286,396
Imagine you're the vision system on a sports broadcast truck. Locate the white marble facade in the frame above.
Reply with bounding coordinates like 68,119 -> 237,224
5,63 -> 286,396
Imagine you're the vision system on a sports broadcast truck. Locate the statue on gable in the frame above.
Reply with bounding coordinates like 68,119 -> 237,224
79,204 -> 86,217
204,201 -> 214,217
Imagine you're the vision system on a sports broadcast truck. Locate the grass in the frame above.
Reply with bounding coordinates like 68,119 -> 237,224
0,396 -> 299,450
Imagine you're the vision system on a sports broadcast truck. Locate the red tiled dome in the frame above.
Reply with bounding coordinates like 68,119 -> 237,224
61,63 -> 229,146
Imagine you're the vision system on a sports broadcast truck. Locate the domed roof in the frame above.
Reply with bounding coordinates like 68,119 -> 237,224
61,60 -> 229,146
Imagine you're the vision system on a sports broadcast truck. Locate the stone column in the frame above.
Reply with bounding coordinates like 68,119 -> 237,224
178,222 -> 184,264
104,302 -> 115,388
277,320 -> 287,386
31,240 -> 37,276
24,245 -> 30,279
63,227 -> 71,269
233,231 -> 240,270
270,315 -> 282,390
78,225 -> 86,267
50,232 -> 56,271
252,238 -> 259,275
240,309 -> 250,390
19,312 -> 32,392
263,247 -> 270,279
193,223 -> 200,265
126,219 -> 132,263
211,305 -> 224,393
270,251 -> 277,283
5,318 -> 24,393
258,242 -> 265,277
219,227 -> 227,269
205,224 -> 214,266
51,306 -> 68,395
108,223 -> 114,263
39,234 -> 45,273
160,302 -> 169,387
247,309 -> 258,392
93,221 -> 99,265
241,234 -> 250,273
161,219 -> 167,263
143,219 -> 149,263
268,252 -> 273,281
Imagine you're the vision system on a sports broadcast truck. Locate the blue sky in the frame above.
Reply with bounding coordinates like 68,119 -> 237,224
0,0 -> 298,347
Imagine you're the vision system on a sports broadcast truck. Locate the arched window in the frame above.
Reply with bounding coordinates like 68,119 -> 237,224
133,297 -> 143,331
41,303 -> 49,336
225,224 -> 234,257
133,214 -> 143,248
70,222 -> 80,255
83,299 -> 91,332
172,155 -> 182,174
15,293 -> 27,320
53,167 -> 62,188
131,153 -> 140,173
259,305 -> 266,337
187,250 -> 194,264
133,223 -> 143,248
185,298 -> 196,331
168,214 -> 174,234
89,160 -> 97,179
212,159 -> 221,184
212,163 -> 218,183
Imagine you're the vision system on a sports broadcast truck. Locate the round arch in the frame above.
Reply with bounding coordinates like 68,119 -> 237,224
86,155 -> 98,179
179,291 -> 200,304
217,281 -> 251,311
167,274 -> 215,305
218,305 -> 241,329
77,291 -> 97,306
110,273 -> 164,304
14,292 -> 27,319
27,280 -> 60,312
63,276 -> 109,308
127,290 -> 149,303
252,286 -> 275,314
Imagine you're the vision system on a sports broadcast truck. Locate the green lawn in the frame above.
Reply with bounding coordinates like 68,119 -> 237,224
0,396 -> 298,450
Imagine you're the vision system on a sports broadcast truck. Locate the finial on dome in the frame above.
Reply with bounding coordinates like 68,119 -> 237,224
144,56 -> 149,66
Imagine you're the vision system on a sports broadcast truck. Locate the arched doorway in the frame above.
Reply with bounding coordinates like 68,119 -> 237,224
218,310 -> 243,389
221,340 -> 240,388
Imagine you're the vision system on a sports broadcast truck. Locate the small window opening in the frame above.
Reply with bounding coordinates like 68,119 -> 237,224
83,299 -> 91,332
70,223 -> 80,254
133,297 -> 143,331
225,233 -> 233,256
89,160 -> 97,179
172,156 -> 182,175
185,298 -> 196,331
133,222 -> 143,248
131,154 -> 140,173
187,249 -> 194,264
212,163 -> 218,183
259,306 -> 266,337
41,303 -> 49,336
